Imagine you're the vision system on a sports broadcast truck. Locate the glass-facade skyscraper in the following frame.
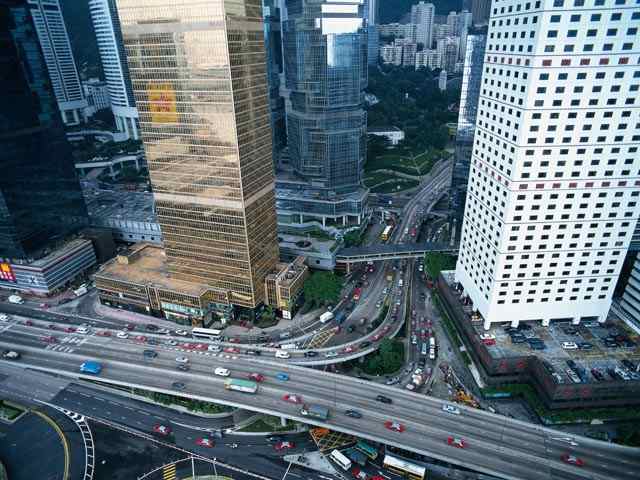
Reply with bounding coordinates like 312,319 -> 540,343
0,0 -> 88,259
278,0 -> 368,227
113,0 -> 279,309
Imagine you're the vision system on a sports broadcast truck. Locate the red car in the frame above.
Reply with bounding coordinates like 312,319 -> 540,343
196,437 -> 214,448
134,335 -> 147,343
381,325 -> 391,334
447,437 -> 466,448
372,332 -> 383,341
96,330 -> 111,337
561,455 -> 584,467
153,424 -> 172,436
63,326 -> 76,333
384,421 -> 405,432
224,347 -> 240,354
482,338 -> 496,346
351,467 -> 367,480
124,323 -> 135,331
40,303 -> 50,309
24,320 -> 34,327
342,345 -> 356,354
194,343 -> 208,350
41,335 -> 57,343
248,373 -> 265,382
228,337 -> 240,343
274,441 -> 295,451
282,394 -> 302,404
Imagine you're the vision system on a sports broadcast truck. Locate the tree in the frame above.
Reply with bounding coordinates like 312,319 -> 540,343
303,271 -> 342,308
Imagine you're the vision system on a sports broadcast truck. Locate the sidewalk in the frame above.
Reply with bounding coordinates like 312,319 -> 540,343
284,451 -> 337,475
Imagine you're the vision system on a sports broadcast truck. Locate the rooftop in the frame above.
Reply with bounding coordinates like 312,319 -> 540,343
96,243 -> 204,297
10,237 -> 93,268
84,187 -> 157,224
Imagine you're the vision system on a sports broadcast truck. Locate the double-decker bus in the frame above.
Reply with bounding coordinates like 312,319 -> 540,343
330,449 -> 352,470
353,288 -> 362,302
383,454 -> 425,480
192,327 -> 223,340
380,225 -> 394,241
355,440 -> 378,460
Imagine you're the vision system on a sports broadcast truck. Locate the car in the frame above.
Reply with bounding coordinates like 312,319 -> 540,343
562,342 -> 578,350
274,441 -> 295,451
510,335 -> 526,344
116,331 -> 129,339
76,326 -> 90,334
342,345 -> 356,354
266,435 -> 284,443
561,454 -> 584,467
482,338 -> 496,346
590,368 -> 604,381
1,350 -> 20,360
63,326 -> 76,333
196,437 -> 214,448
359,341 -> 371,349
384,421 -> 405,432
245,349 -> 261,356
39,303 -> 50,309
622,359 -> 636,371
143,349 -> 158,358
442,404 -> 460,415
479,333 -> 495,340
134,335 -> 147,343
447,437 -> 466,448
171,382 -> 186,390
41,335 -> 57,343
346,325 -> 356,334
282,394 -> 301,404
23,320 -> 34,327
345,410 -> 363,419
176,364 -> 190,371
372,332 -> 383,341
248,373 -> 265,382
224,347 -> 240,354
165,339 -> 178,346
145,324 -> 159,332
228,337 -> 240,343
325,351 -> 339,358
276,372 -> 289,381
47,323 -> 57,330
157,328 -> 170,335
411,335 -> 418,345
124,323 -> 135,331
214,367 -> 230,377
175,356 -> 189,364
153,424 -> 172,436
375,395 -> 392,404
552,372 -> 564,383
174,329 -> 188,336
304,351 -> 318,357
96,330 -> 111,337
202,344 -> 219,353
193,343 -> 208,351
578,342 -> 593,350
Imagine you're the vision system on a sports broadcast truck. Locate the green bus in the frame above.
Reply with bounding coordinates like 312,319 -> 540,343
355,440 -> 378,460
224,378 -> 258,394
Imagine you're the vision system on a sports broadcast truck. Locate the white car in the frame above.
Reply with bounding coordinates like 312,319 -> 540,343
325,351 -> 339,358
76,326 -> 90,334
479,333 -> 495,340
0,314 -> 9,322
174,329 -> 189,336
442,404 -> 461,415
561,342 -> 578,350
116,331 -> 129,339
214,367 -> 230,377
175,356 -> 190,364
208,344 -> 221,352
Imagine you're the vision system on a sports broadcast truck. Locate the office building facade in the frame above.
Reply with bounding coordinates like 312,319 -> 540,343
410,1 -> 435,48
109,0 -> 280,311
452,33 -> 486,222
280,0 -> 368,227
0,0 -> 88,260
89,0 -> 139,139
455,1 -> 640,329
471,0 -> 491,26
26,0 -> 88,125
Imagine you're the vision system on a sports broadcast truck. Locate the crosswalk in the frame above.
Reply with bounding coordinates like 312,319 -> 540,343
45,336 -> 88,353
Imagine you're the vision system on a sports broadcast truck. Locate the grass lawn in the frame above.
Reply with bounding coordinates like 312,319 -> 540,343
0,400 -> 24,421
370,179 -> 419,193
364,171 -> 390,187
237,416 -> 294,433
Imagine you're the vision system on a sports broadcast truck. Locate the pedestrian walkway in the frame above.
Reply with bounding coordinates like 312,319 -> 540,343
284,451 -> 338,475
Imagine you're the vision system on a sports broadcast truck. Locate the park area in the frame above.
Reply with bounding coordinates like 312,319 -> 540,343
364,147 -> 446,193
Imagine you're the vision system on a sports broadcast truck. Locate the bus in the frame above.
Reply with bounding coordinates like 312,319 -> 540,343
353,288 -> 362,302
224,378 -> 258,394
355,440 -> 378,460
329,449 -> 352,471
80,361 -> 102,375
192,327 -> 223,341
380,225 -> 394,241
383,454 -> 425,480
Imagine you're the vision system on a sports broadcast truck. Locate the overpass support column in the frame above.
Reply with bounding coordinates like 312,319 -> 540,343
343,215 -> 347,226
510,319 -> 519,329
483,318 -> 491,331
542,318 -> 550,327
571,317 -> 580,326
322,216 -> 326,228
280,417 -> 287,427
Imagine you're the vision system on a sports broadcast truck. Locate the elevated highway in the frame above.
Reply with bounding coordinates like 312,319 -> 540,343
0,328 -> 637,480
336,242 -> 458,264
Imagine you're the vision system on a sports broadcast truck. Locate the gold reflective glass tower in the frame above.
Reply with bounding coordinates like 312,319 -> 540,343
114,0 -> 279,309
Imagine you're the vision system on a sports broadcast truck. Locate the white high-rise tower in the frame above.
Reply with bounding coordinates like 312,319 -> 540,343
89,0 -> 139,139
27,0 -> 88,125
410,1 -> 435,49
455,0 -> 640,330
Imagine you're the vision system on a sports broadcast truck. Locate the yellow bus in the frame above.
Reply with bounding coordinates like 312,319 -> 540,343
380,225 -> 394,241
383,454 -> 425,480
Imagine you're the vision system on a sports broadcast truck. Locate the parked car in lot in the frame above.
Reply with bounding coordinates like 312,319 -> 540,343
482,338 -> 497,346
590,368 -> 605,381
562,342 -> 578,350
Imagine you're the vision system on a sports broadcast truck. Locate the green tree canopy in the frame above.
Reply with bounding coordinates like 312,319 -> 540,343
303,271 -> 343,308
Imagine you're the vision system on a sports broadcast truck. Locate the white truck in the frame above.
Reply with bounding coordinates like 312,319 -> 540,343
319,311 -> 334,323
73,285 -> 88,297
8,295 -> 23,304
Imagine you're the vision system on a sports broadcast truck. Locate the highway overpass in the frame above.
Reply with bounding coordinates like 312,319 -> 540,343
336,242 -> 458,264
0,329 -> 637,480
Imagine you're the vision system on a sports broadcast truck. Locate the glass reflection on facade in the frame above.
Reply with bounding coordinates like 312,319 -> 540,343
452,33 -> 486,220
114,0 -> 279,309
283,0 -> 367,196
0,0 -> 88,259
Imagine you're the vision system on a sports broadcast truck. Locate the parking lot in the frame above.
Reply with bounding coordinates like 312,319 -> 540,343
472,316 -> 640,385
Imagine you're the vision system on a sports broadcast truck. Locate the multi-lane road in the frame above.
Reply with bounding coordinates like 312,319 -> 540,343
1,321 -> 638,480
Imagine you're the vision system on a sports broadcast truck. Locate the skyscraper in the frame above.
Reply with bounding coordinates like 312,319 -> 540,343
26,0 -> 87,125
88,0 -> 139,139
471,0 -> 491,26
410,1 -> 435,49
112,0 -> 279,310
1,0 -> 88,259
452,33 -> 486,224
278,0 -> 368,228
455,1 -> 640,330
